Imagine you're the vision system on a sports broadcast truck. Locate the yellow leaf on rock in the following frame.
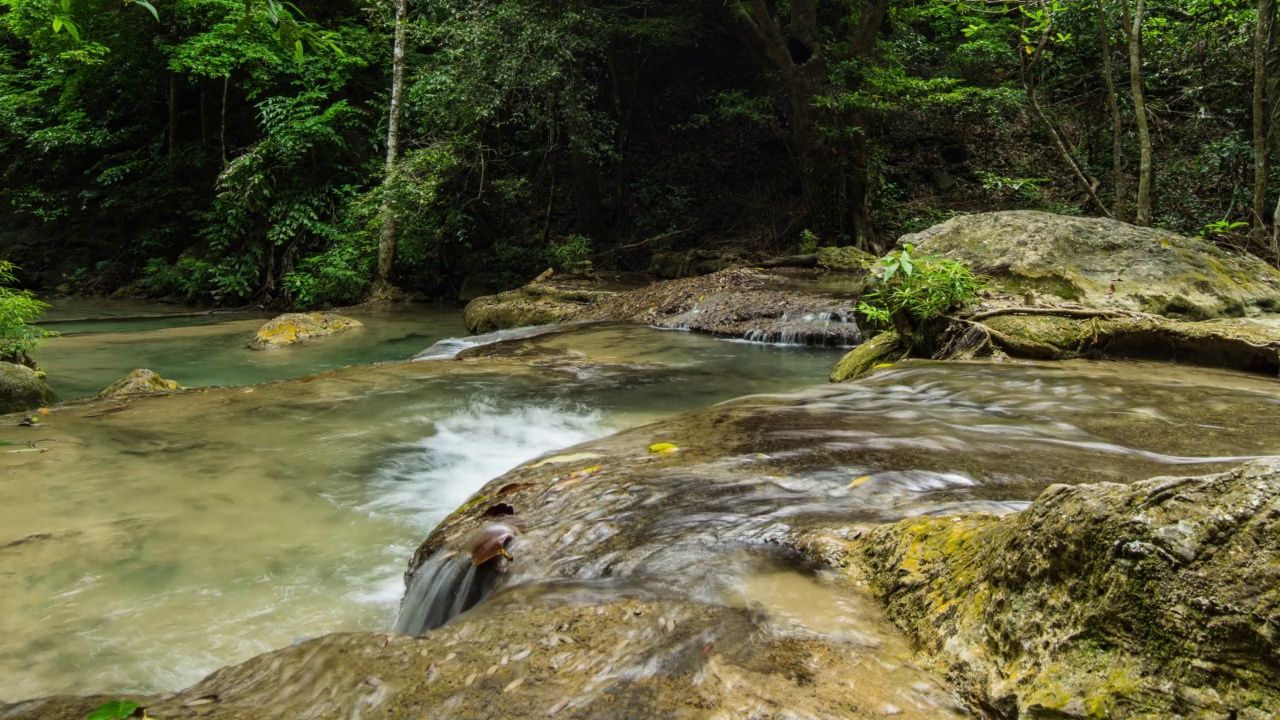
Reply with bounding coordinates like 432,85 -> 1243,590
648,442 -> 680,454
847,475 -> 872,489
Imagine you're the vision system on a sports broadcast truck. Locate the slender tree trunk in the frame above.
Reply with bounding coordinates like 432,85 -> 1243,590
199,80 -> 207,146
168,71 -> 178,161
1021,20 -> 1112,217
221,73 -> 229,167
1097,0 -> 1126,219
1122,0 -> 1154,226
1255,0 -> 1278,238
373,0 -> 408,295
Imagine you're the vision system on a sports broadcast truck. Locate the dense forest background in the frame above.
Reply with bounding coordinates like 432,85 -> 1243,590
1,0 -> 1277,307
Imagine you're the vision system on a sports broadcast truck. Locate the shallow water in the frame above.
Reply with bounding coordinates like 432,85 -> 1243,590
0,322 -> 841,701
33,304 -> 467,399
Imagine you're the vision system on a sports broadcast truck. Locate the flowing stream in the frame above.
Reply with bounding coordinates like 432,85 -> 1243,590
0,307 -> 840,701
3,301 -> 1280,708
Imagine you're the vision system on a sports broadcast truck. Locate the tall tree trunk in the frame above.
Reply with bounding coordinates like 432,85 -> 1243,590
373,0 -> 408,296
1255,0 -> 1278,239
221,73 -> 229,167
732,0 -> 885,248
1097,0 -> 1126,219
168,71 -> 178,161
199,80 -> 207,146
1122,0 -> 1154,226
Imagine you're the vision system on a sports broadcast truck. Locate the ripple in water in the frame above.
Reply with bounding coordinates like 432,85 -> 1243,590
362,398 -> 609,531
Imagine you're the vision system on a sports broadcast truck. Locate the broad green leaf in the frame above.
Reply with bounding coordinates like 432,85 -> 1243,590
883,263 -> 898,282
294,39 -> 303,65
63,18 -> 80,40
133,0 -> 159,21
52,16 -> 62,31
85,701 -> 142,720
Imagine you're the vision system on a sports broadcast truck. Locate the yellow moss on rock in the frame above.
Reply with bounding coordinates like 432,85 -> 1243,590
250,312 -> 363,349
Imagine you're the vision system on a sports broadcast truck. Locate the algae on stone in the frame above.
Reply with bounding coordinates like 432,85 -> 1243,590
97,369 -> 183,398
830,331 -> 902,382
0,361 -> 56,415
847,460 -> 1280,719
249,312 -> 363,349
902,211 -> 1280,319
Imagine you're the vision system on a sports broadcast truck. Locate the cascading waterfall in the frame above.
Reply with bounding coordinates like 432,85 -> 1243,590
740,309 -> 863,347
393,522 -> 521,635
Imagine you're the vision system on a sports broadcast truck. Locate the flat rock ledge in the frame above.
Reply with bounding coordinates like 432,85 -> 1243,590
464,268 -> 864,346
822,460 -> 1280,720
249,312 -> 363,350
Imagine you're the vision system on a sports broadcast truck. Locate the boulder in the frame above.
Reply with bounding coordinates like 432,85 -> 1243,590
97,369 -> 182,398
817,245 -> 877,272
903,211 -> 1280,318
0,362 -> 55,415
249,312 -> 363,349
848,460 -> 1280,719
462,282 -> 606,334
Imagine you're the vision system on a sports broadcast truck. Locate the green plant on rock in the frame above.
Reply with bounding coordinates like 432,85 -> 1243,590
84,701 -> 146,719
857,244 -> 984,335
0,261 -> 56,366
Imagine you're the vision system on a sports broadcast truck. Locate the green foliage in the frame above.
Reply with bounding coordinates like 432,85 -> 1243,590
857,245 -> 985,326
0,261 -> 55,364
551,235 -> 592,270
799,229 -> 819,255
1198,220 -> 1249,240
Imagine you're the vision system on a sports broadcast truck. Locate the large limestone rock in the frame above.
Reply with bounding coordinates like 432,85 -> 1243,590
97,369 -> 182,398
848,460 -> 1280,719
0,361 -> 56,415
903,211 -> 1280,318
249,312 -> 362,349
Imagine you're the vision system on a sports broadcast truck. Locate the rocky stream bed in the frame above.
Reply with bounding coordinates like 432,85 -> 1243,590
4,212 -> 1280,719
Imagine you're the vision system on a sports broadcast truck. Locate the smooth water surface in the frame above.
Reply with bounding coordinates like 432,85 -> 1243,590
0,323 -> 841,700
33,305 -> 467,399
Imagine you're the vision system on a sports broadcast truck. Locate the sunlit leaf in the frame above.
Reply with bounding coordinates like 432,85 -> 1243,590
648,443 -> 679,454
132,0 -> 159,21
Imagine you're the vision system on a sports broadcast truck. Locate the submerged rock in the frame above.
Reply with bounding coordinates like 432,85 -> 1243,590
249,312 -> 363,349
904,211 -> 1280,318
846,460 -> 1280,719
0,362 -> 56,415
97,369 -> 182,398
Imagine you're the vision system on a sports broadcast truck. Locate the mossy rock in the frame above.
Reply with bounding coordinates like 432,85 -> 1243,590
848,459 -> 1280,718
975,313 -> 1280,374
830,331 -> 902,382
0,361 -> 56,415
97,369 -> 182,398
249,312 -> 363,349
817,245 -> 877,273
902,211 -> 1280,319
462,283 -> 608,334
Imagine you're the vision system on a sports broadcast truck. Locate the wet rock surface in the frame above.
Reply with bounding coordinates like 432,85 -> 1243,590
464,268 -> 864,346
249,312 -> 363,349
0,361 -> 55,415
97,368 -> 183,398
904,211 -> 1280,319
845,460 -> 1280,719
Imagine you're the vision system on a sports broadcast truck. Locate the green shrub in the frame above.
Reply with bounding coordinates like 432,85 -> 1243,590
0,261 -> 57,365
550,234 -> 592,270
283,236 -> 375,308
857,244 -> 984,328
799,229 -> 819,255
